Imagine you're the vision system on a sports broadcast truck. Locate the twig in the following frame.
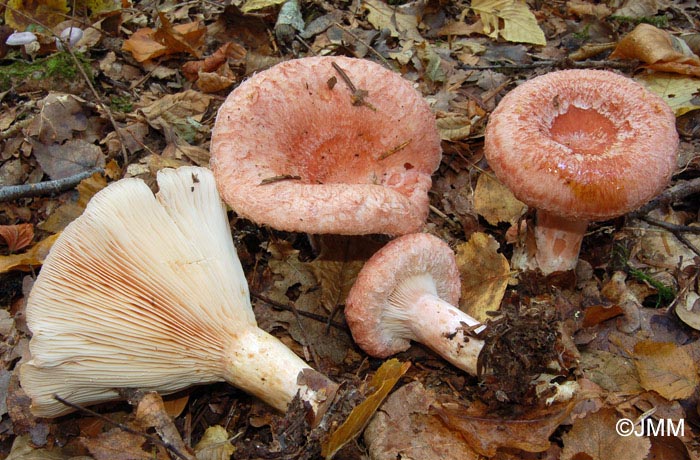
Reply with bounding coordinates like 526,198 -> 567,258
640,216 -> 700,257
0,168 -> 104,202
259,174 -> 301,185
252,293 -> 347,330
629,177 -> 700,218
331,61 -> 376,110
456,59 -> 638,71
52,395 -> 194,460
378,139 -> 411,160
333,22 -> 392,69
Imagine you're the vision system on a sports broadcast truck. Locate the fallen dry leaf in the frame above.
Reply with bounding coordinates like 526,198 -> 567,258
135,391 -> 194,460
473,172 -> 527,226
321,359 -> 410,459
182,42 -> 246,81
635,72 -> 700,116
5,0 -> 69,31
434,398 -> 574,456
567,0 -> 612,19
560,408 -> 651,460
122,19 -> 206,63
82,428 -> 153,460
29,93 -> 88,145
610,24 -> 700,77
0,233 -> 60,274
579,350 -> 643,393
362,0 -> 423,42
31,138 -> 105,180
0,224 -> 34,253
455,232 -> 510,322
194,425 -> 235,460
633,340 -> 699,400
675,291 -> 700,330
471,0 -> 546,46
364,382 -> 479,460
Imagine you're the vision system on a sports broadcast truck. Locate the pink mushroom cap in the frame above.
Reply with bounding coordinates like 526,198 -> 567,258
345,233 -> 461,357
210,56 -> 442,235
484,69 -> 678,222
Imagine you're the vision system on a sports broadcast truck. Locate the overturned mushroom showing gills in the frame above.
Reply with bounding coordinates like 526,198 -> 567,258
210,56 -> 442,235
20,166 -> 337,418
484,69 -> 678,274
345,233 -> 484,375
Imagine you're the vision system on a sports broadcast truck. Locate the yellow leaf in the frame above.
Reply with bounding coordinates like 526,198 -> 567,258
634,341 -> 699,400
241,0 -> 286,13
194,425 -> 235,460
321,359 -> 410,459
473,173 -> 527,226
5,0 -> 69,30
455,233 -> 510,321
0,233 -> 60,274
635,73 -> 700,117
471,0 -> 546,46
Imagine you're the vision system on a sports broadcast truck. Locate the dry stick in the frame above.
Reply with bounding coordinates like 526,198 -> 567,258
333,22 -> 393,69
640,216 -> 700,257
456,59 -> 638,71
252,293 -> 346,330
3,4 -> 130,167
52,395 -> 194,460
0,168 -> 104,202
630,177 -> 700,218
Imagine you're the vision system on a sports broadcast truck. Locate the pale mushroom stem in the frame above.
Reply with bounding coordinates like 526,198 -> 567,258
388,275 -> 485,375
534,210 -> 589,275
223,327 -> 338,415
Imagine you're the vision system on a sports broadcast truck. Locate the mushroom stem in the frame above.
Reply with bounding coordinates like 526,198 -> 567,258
388,275 -> 485,375
223,327 -> 338,414
534,210 -> 589,274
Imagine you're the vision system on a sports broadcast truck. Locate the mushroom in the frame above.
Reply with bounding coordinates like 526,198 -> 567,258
344,233 -> 484,375
210,56 -> 442,235
5,31 -> 37,46
484,69 -> 678,274
20,166 -> 337,418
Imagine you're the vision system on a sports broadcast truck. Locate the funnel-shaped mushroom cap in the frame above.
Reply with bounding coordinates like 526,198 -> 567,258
484,69 -> 678,221
210,56 -> 442,235
20,166 -> 333,417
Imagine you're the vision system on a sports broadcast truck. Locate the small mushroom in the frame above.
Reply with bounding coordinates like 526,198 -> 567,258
5,31 -> 37,46
210,56 -> 442,235
56,26 -> 83,49
344,233 -> 484,375
20,166 -> 337,418
484,69 -> 678,274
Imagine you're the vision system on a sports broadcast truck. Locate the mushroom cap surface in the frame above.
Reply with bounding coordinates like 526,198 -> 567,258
20,166 -> 254,417
344,233 -> 460,357
484,69 -> 678,221
210,56 -> 442,235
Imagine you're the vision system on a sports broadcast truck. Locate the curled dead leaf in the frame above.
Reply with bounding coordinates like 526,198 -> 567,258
0,224 -> 34,253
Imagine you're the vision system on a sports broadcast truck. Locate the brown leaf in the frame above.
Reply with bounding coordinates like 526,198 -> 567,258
29,93 -> 87,145
634,341 -> 699,400
0,224 -> 34,253
5,0 -> 69,31
455,232 -> 511,321
434,398 -> 574,456
122,19 -> 205,63
181,42 -> 246,81
31,139 -> 105,180
82,428 -> 152,460
135,392 -> 194,460
610,24 -> 700,77
363,382 -> 479,460
0,233 -> 60,274
579,350 -> 643,393
153,12 -> 204,59
561,408 -> 650,460
321,359 -> 410,459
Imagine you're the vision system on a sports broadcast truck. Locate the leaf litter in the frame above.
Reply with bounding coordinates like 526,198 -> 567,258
0,0 -> 700,459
